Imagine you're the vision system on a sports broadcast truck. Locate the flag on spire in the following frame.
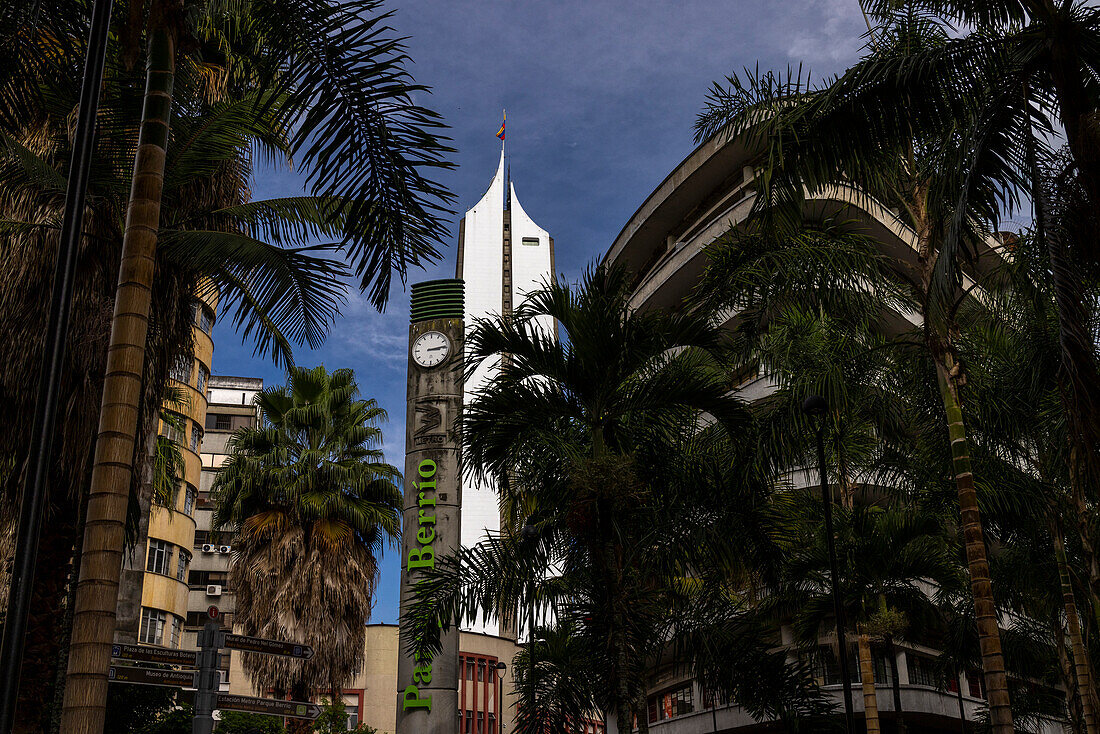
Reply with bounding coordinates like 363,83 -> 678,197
496,110 -> 506,141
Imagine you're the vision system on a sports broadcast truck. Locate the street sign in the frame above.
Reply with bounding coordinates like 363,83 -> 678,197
222,633 -> 314,660
207,605 -> 220,620
108,665 -> 196,688
216,694 -> 321,720
111,643 -> 197,667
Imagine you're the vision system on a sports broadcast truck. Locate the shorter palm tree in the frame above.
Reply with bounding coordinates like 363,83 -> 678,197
776,502 -> 961,734
212,366 -> 401,707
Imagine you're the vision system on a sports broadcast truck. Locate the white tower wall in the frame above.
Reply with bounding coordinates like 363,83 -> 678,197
457,149 -> 555,637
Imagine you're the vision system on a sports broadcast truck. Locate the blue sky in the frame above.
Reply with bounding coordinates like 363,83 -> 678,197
210,0 -> 870,623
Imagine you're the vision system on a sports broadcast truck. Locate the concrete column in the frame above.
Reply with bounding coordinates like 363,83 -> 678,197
397,280 -> 464,734
895,647 -> 909,685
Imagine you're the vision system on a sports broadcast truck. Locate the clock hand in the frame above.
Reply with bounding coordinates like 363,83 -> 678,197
426,345 -> 446,352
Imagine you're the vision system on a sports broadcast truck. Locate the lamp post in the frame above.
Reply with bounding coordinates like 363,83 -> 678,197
802,395 -> 855,734
0,2 -> 115,731
521,522 -> 539,727
495,661 -> 507,734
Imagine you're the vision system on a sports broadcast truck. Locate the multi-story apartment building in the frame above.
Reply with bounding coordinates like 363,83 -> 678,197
178,375 -> 264,689
129,293 -> 217,650
600,132 -> 1064,734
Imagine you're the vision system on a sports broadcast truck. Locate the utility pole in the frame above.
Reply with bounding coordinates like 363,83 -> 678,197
0,2 -> 113,730
803,395 -> 855,734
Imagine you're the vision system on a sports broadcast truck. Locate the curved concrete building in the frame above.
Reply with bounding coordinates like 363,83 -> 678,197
601,133 -> 1061,734
129,291 -> 218,649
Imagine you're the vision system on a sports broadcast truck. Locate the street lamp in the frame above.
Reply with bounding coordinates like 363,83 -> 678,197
521,522 -> 539,727
495,661 -> 507,734
802,394 -> 855,734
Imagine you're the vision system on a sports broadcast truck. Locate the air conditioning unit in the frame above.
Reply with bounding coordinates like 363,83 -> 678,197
206,585 -> 223,596
218,545 -> 232,554
201,544 -> 215,553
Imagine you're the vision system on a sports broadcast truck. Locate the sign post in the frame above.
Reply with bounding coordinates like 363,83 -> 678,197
108,604 -> 321,733
108,666 -> 196,688
191,606 -> 222,734
216,694 -> 321,720
396,280 -> 464,734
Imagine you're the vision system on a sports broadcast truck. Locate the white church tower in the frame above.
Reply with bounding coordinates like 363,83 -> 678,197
455,147 -> 554,637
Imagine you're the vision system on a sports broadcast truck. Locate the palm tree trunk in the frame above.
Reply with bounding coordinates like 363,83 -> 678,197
1053,518 -> 1098,734
287,681 -> 312,734
1056,617 -> 1087,734
857,632 -> 880,734
934,356 -> 1014,734
59,5 -> 178,731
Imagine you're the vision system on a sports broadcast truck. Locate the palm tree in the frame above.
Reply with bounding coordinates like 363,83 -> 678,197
0,25 -> 355,729
778,501 -> 961,734
402,264 -> 782,733
955,232 -> 1099,733
211,366 -> 401,709
723,0 -> 1100,622
3,1 -> 453,727
695,15 -> 1021,730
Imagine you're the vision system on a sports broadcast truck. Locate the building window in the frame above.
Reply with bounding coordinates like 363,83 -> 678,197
183,486 -> 196,516
190,424 -> 203,452
169,355 -> 191,384
146,539 -> 173,576
159,412 -> 185,445
216,414 -> 231,430
907,653 -> 938,687
176,550 -> 191,582
967,670 -> 984,698
168,615 -> 183,649
521,236 -> 539,246
196,364 -> 208,393
346,705 -> 358,730
139,608 -> 167,645
647,682 -> 693,724
192,301 -> 214,334
153,480 -> 181,509
193,530 -> 208,548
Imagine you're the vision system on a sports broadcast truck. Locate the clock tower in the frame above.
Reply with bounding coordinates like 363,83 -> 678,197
396,279 -> 464,734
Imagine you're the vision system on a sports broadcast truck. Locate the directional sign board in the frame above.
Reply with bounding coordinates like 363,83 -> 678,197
112,643 -> 197,666
222,633 -> 313,660
216,694 -> 321,720
109,666 -> 196,688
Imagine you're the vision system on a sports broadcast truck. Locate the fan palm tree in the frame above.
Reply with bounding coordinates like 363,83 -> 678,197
695,14 -> 1022,730
211,366 -> 401,710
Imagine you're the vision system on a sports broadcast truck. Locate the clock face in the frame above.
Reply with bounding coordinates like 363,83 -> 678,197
412,331 -> 451,368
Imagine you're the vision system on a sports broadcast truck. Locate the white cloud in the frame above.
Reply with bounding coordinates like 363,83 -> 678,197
782,0 -> 868,65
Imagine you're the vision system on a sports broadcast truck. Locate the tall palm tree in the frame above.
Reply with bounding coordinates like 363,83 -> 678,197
211,366 -> 401,708
723,0 -> 1100,618
3,0 -> 452,727
0,19 -> 361,727
956,232 -> 1099,733
695,15 -> 1021,730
